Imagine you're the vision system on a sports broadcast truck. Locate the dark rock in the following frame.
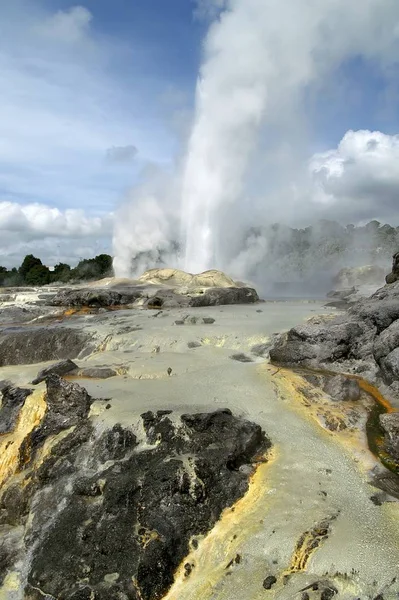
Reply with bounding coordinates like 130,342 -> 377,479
323,375 -> 361,402
32,359 -> 78,385
263,575 -> 277,590
190,287 -> 259,307
372,472 -> 399,500
321,587 -> 337,600
0,328 -> 91,366
386,251 -> 399,284
77,367 -> 117,379
270,318 -> 364,367
22,408 -> 270,600
174,320 -> 185,325
187,341 -> 202,349
50,287 -> 143,308
0,386 -> 32,434
203,317 -> 215,324
19,376 -> 93,467
230,353 -> 254,363
380,413 -> 399,462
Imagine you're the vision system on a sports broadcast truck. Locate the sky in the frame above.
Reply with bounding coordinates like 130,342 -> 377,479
1,0 -> 399,269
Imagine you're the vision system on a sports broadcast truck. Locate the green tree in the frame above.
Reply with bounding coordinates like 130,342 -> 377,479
71,254 -> 113,281
0,266 -> 8,285
25,264 -> 51,286
19,255 -> 43,281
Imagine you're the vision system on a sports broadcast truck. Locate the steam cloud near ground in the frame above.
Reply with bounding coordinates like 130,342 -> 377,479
113,0 -> 399,284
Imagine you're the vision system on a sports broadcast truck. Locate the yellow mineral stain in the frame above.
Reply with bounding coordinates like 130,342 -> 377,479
162,449 -> 276,600
266,365 -> 397,473
354,377 -> 396,414
0,572 -> 21,598
0,389 -> 46,489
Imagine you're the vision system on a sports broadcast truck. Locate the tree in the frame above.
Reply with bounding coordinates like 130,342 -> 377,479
71,254 -> 113,281
25,264 -> 51,286
0,266 -> 7,285
52,263 -> 72,283
19,254 -> 43,280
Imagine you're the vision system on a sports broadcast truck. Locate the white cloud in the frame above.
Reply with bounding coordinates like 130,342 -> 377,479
309,130 -> 399,223
0,201 -> 113,268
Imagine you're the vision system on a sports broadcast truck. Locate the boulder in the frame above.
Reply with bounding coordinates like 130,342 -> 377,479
77,367 -> 117,379
270,278 -> 399,400
189,287 -> 259,307
386,251 -> 399,284
32,359 -> 78,384
50,288 -> 143,308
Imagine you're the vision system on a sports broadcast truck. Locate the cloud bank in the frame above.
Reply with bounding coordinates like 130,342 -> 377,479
0,201 -> 112,268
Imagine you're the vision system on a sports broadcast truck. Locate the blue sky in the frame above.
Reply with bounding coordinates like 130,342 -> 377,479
0,0 -> 399,268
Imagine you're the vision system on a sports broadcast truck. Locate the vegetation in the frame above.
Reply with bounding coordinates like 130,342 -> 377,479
0,254 -> 113,287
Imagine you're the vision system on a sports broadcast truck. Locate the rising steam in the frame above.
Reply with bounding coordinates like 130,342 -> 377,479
113,0 -> 399,279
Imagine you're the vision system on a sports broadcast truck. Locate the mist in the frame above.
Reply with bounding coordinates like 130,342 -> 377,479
113,0 -> 399,284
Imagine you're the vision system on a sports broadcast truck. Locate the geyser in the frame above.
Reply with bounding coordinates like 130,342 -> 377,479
180,0 -> 399,274
113,0 -> 399,278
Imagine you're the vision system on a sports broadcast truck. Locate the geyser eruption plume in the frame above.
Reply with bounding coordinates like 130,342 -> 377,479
181,0 -> 399,274
113,0 -> 399,279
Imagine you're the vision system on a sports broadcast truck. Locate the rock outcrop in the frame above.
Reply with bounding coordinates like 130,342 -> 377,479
50,287 -> 143,308
137,268 -> 237,288
0,327 -> 92,366
386,251 -> 399,284
0,377 -> 270,600
49,281 -> 259,310
270,279 -> 399,464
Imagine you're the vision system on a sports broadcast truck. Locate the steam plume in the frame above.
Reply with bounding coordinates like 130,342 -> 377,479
113,0 -> 399,278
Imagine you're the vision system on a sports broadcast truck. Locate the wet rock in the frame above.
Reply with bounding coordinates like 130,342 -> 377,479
380,413 -> 399,462
187,341 -> 202,349
20,376 -> 93,465
50,287 -> 143,308
22,408 -> 269,600
77,367 -> 117,379
323,375 -> 360,402
190,287 -> 259,307
230,353 -> 254,363
372,471 -> 399,500
0,328 -> 91,366
270,318 -> 364,367
32,359 -> 78,384
263,575 -> 277,590
386,251 -> 399,284
270,279 -> 399,403
0,386 -> 32,434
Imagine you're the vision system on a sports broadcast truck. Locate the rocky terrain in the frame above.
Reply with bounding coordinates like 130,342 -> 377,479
0,268 -> 399,599
270,267 -> 399,474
